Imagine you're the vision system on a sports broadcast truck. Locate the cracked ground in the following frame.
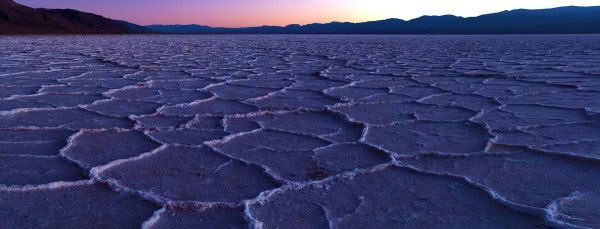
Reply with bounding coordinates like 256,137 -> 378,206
0,35 -> 599,229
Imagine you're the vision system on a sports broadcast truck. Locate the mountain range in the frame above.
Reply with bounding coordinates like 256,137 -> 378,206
2,0 -> 600,34
0,0 -> 148,34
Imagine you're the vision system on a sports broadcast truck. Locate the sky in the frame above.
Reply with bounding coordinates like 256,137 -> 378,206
16,0 -> 600,27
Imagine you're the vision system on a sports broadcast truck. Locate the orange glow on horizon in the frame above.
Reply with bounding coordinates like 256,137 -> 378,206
15,0 -> 600,27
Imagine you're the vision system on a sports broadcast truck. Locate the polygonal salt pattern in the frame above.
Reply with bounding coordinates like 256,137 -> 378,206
0,35 -> 598,228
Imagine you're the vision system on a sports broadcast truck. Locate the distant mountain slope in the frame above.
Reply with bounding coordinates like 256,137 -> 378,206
146,24 -> 217,34
148,6 -> 600,34
0,0 -> 148,34
2,1 -> 599,35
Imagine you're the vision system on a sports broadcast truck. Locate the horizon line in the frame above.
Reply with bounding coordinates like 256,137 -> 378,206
16,0 -> 600,28
143,5 -> 594,28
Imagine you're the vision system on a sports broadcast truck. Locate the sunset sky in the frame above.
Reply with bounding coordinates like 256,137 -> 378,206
16,0 -> 600,27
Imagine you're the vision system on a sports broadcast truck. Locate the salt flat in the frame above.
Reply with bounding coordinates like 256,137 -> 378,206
0,35 -> 599,228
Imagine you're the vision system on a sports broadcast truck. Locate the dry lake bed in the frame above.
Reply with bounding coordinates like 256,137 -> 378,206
0,35 -> 599,228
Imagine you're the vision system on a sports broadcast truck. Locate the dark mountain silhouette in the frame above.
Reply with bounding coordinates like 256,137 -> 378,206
146,24 -> 217,34
0,0 -> 148,34
1,0 -> 599,34
148,6 -> 600,34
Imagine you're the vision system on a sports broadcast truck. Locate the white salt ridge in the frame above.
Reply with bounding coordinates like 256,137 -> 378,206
1,35 -> 599,228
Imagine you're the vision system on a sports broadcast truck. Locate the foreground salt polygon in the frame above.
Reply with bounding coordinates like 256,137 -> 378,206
0,35 -> 599,228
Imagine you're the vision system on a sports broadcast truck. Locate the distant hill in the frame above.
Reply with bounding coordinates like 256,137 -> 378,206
148,6 -> 600,34
2,1 -> 599,34
0,0 -> 148,34
146,24 -> 218,34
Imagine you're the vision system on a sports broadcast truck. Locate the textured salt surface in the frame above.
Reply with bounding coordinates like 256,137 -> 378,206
0,35 -> 599,228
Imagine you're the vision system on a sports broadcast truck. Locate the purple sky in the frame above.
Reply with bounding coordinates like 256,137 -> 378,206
16,0 -> 600,27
